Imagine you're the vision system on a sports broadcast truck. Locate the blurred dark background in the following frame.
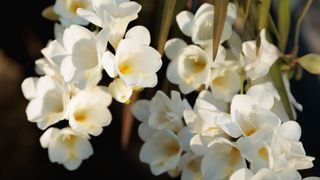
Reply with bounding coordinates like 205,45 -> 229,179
0,0 -> 319,179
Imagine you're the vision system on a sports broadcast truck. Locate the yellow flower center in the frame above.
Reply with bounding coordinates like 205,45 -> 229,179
258,147 -> 269,161
68,0 -> 86,15
165,141 -> 180,156
119,63 -> 133,75
74,111 -> 87,122
245,127 -> 257,136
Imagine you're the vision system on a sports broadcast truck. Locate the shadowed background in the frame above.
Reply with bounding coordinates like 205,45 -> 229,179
0,0 -> 319,179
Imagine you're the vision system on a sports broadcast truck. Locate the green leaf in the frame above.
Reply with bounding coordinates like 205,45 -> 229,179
278,0 -> 291,52
41,6 -> 59,21
258,0 -> 271,30
297,54 -> 320,74
212,0 -> 229,61
270,60 -> 295,120
292,0 -> 314,56
157,0 -> 177,55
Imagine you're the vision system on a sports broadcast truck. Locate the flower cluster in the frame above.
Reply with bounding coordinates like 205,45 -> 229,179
132,2 -> 319,180
21,0 -> 161,170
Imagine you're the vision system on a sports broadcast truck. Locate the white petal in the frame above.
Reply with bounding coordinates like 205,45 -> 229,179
252,168 -> 281,180
176,11 -> 194,36
138,123 -> 156,141
96,27 -> 110,52
216,113 -> 241,138
164,38 -> 187,60
102,51 -> 118,78
132,100 -> 150,122
63,159 -> 82,171
125,25 -> 150,45
278,121 -> 301,141
229,168 -> 253,180
247,83 -> 275,110
21,77 -> 39,100
40,128 -> 59,148
166,60 -> 183,84
108,78 -> 132,103
77,8 -> 103,27
177,127 -> 193,151
190,134 -> 207,156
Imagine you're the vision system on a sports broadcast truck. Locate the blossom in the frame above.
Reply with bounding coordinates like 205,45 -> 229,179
271,121 -> 314,172
132,91 -> 189,133
165,38 -> 212,94
176,3 -> 236,47
107,78 -> 132,103
43,24 -> 109,84
178,152 -> 203,180
139,129 -> 183,175
103,26 -> 162,88
201,138 -> 246,179
54,0 -> 92,26
218,94 -> 281,142
21,75 -> 69,130
67,89 -> 112,136
210,61 -> 241,102
229,168 -> 302,180
40,127 -> 93,170
77,0 -> 141,48
242,29 -> 279,80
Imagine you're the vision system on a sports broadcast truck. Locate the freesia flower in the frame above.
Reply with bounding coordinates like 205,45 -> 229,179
139,129 -> 183,175
103,26 -> 162,88
40,127 -> 93,170
201,138 -> 246,179
67,89 -> 112,136
165,38 -> 212,94
21,75 -> 69,130
242,29 -> 279,80
176,3 -> 236,47
77,0 -> 141,48
54,0 -> 92,26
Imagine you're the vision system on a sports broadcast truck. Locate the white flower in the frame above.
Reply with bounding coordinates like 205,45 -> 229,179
237,137 -> 273,172
21,75 -> 69,130
77,0 -> 141,48
176,3 -> 236,47
54,0 -> 92,26
250,74 -> 302,121
271,121 -> 314,172
139,129 -> 182,175
230,168 -> 303,180
67,89 -> 112,136
40,127 -> 93,170
165,38 -> 212,94
103,26 -> 162,88
218,95 -> 281,142
242,29 -> 279,80
132,91 -> 188,133
179,152 -> 203,180
210,61 -> 241,102
108,78 -> 132,103
201,138 -> 246,180
45,24 -> 109,83
184,91 -> 228,155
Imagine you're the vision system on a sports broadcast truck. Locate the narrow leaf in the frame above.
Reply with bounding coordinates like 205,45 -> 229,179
278,0 -> 291,52
212,0 -> 229,60
292,0 -> 314,56
297,54 -> 320,74
157,0 -> 177,55
270,60 -> 294,120
268,14 -> 280,42
41,6 -> 59,21
258,0 -> 271,30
